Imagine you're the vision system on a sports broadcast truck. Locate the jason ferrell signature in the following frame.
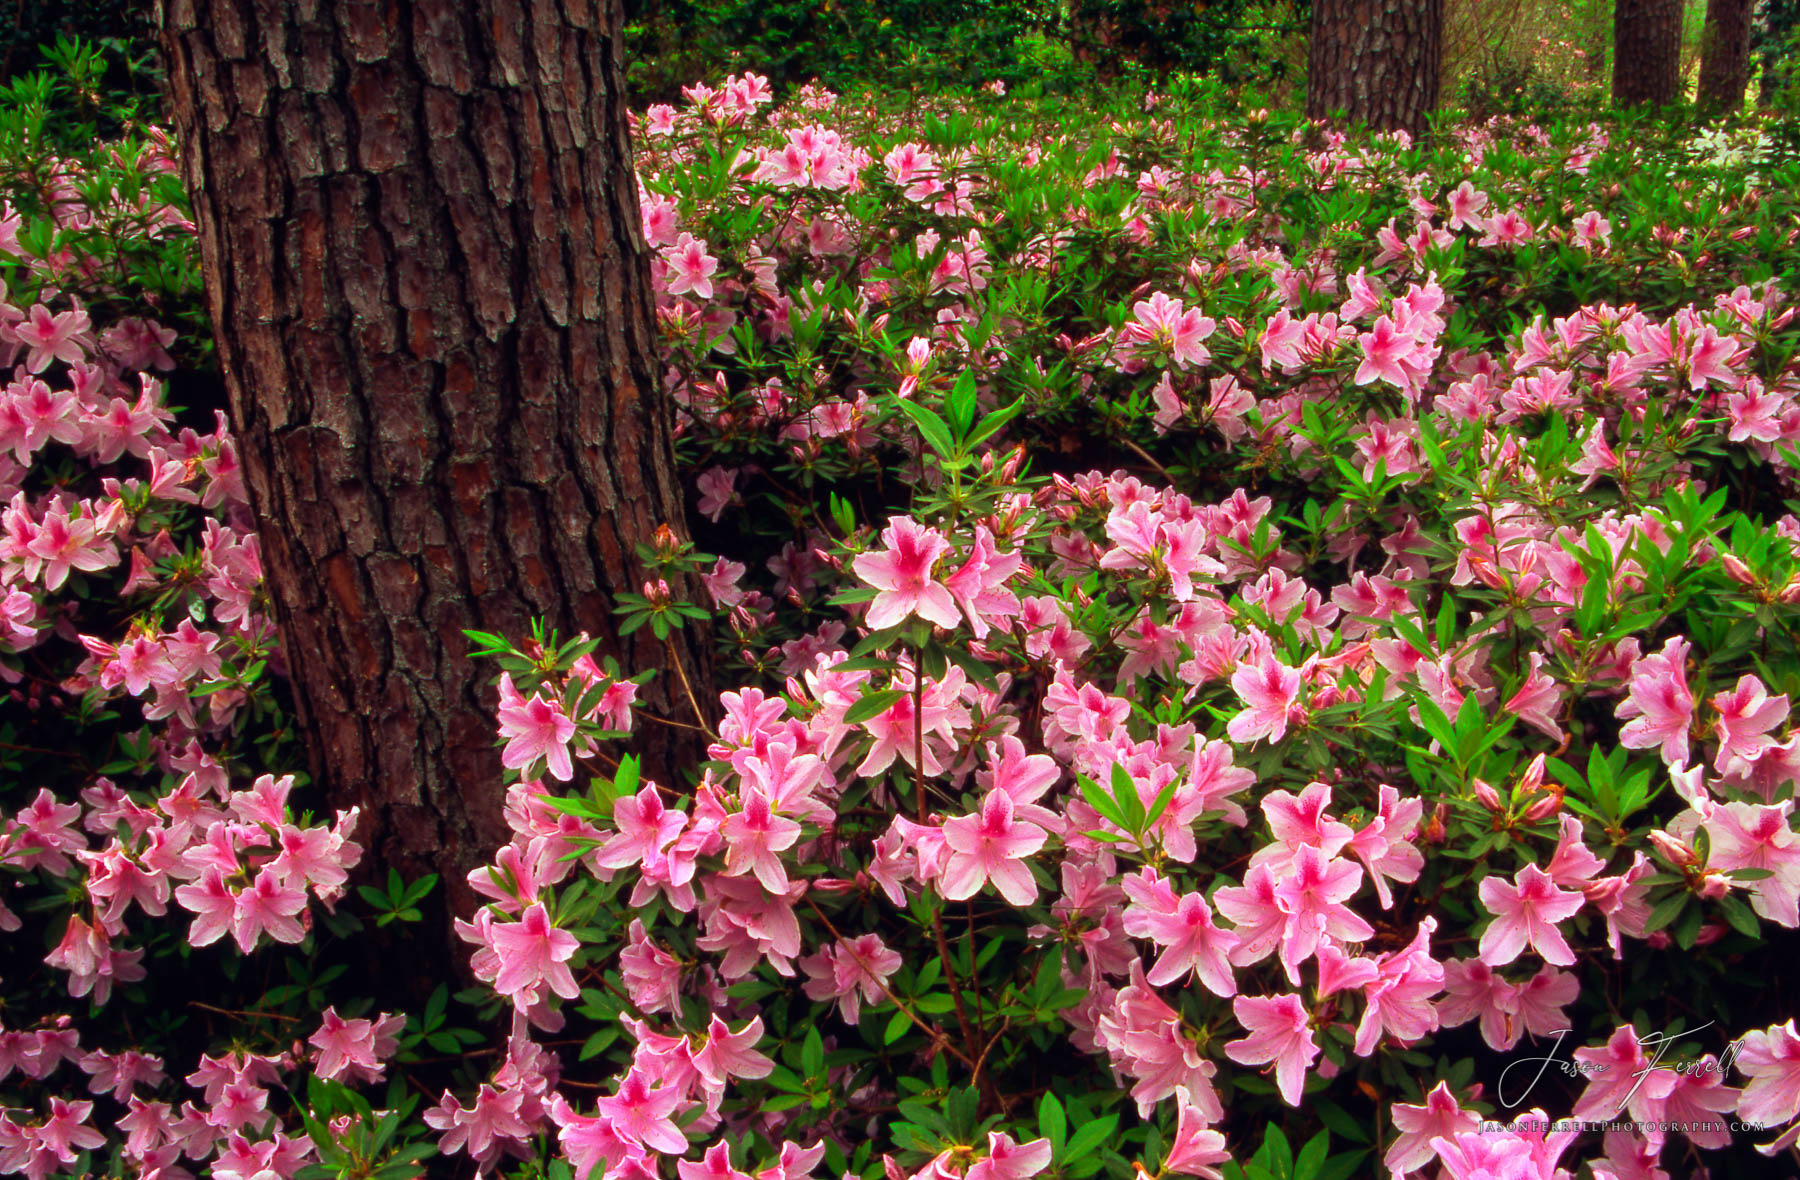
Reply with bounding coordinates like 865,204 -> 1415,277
1498,1023 -> 1747,1111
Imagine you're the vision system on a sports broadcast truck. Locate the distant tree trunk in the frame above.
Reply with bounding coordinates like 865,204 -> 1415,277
160,0 -> 708,930
1306,0 -> 1444,137
1614,0 -> 1685,106
1699,0 -> 1755,113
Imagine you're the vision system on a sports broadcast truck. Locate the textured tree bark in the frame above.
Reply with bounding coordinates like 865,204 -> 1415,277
158,0 -> 707,923
1613,0 -> 1685,107
1698,0 -> 1755,114
1306,0 -> 1443,137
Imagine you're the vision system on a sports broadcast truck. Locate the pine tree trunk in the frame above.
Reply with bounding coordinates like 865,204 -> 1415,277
158,0 -> 707,923
1306,0 -> 1444,137
1698,0 -> 1755,114
1614,0 -> 1686,107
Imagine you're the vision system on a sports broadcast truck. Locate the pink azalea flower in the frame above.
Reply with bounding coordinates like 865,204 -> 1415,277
801,933 -> 904,1023
496,673 -> 578,781
664,232 -> 719,299
1570,1026 -> 1675,1124
689,1015 -> 774,1088
425,1084 -> 531,1163
594,1066 -> 688,1154
309,1007 -> 404,1084
489,902 -> 581,1003
678,1141 -> 749,1180
1712,674 -> 1790,774
1354,315 -> 1420,388
853,516 -> 959,631
13,303 -> 92,372
1690,800 -> 1800,928
593,783 -> 687,871
718,787 -> 802,893
1271,845 -> 1374,983
1386,1080 -> 1480,1176
939,789 -> 1048,906
1161,1085 -> 1231,1178
1616,636 -> 1694,765
1429,1113 -> 1578,1180
1224,992 -> 1318,1107
965,1132 -> 1053,1180
1120,291 -> 1216,371
1477,863 -> 1585,967
231,866 -> 308,951
1213,863 -> 1288,968
1121,868 -> 1239,995
1354,918 -> 1444,1055
1444,181 -> 1490,231
1227,649 -> 1305,745
1736,1020 -> 1800,1140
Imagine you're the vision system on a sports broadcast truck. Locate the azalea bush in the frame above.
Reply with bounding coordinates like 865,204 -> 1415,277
6,40 -> 1800,1180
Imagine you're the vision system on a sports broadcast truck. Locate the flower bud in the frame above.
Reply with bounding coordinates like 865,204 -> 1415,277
1720,553 -> 1756,586
1473,779 -> 1503,811
1778,574 -> 1800,604
1648,829 -> 1699,867
1517,753 -> 1547,796
1423,802 -> 1449,844
1522,789 -> 1562,822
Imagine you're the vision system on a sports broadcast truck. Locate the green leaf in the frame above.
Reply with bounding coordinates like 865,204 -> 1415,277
1257,1125 -> 1293,1180
1078,774 -> 1126,828
965,396 -> 1027,449
1062,1114 -> 1118,1161
1643,892 -> 1688,934
1311,1098 -> 1369,1144
1717,893 -> 1759,938
1038,1092 -> 1067,1154
613,755 -> 640,799
1143,773 -> 1182,832
946,370 -> 978,436
1111,760 -> 1146,834
845,688 -> 906,725
1315,1150 -> 1370,1180
893,397 -> 956,458
1294,1131 -> 1328,1180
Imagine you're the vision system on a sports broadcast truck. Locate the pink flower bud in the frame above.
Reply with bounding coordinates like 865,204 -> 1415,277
1721,553 -> 1756,586
1522,791 -> 1562,822
1517,753 -> 1547,796
1473,779 -> 1503,811
1648,829 -> 1699,867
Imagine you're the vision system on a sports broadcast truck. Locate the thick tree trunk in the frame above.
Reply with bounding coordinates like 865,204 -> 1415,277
1614,0 -> 1686,107
1306,0 -> 1443,137
1698,0 -> 1755,114
158,0 -> 707,923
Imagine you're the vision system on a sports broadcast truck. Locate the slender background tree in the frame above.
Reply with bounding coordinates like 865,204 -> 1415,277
1614,0 -> 1686,107
1699,0 -> 1755,114
1699,0 -> 1756,114
1306,0 -> 1444,137
159,0 -> 706,922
